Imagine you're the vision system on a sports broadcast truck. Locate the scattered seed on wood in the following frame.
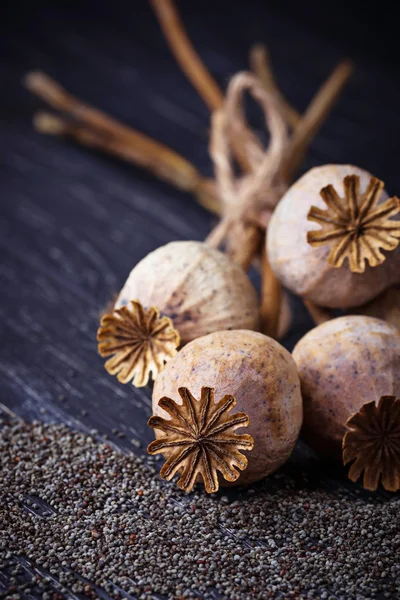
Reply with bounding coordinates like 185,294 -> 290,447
0,420 -> 399,600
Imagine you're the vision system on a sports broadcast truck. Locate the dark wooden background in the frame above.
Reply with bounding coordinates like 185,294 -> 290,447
0,0 -> 399,593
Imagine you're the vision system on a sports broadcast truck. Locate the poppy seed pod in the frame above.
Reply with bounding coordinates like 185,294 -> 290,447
97,241 -> 259,387
267,165 -> 400,309
148,329 -> 303,492
293,315 -> 400,491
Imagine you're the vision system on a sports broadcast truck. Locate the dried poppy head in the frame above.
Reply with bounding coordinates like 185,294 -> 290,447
267,165 -> 400,309
149,330 -> 302,492
293,315 -> 400,492
148,386 -> 254,493
343,395 -> 400,492
97,241 -> 259,387
97,301 -> 180,388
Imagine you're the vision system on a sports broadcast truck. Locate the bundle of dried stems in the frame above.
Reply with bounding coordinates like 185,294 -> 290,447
24,0 -> 352,336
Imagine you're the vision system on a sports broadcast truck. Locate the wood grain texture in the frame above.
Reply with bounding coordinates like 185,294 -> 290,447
1,0 -> 399,597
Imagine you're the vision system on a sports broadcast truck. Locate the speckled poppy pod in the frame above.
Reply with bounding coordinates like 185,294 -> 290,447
267,165 -> 400,309
148,330 -> 303,493
97,241 -> 259,387
292,315 -> 400,492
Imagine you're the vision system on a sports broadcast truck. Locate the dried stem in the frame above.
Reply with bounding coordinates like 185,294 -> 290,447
283,60 -> 354,182
149,0 -> 251,173
246,45 -> 297,335
231,227 -> 264,272
260,250 -> 282,337
149,0 -> 224,113
304,300 -> 332,325
25,72 -> 220,216
249,44 -> 300,129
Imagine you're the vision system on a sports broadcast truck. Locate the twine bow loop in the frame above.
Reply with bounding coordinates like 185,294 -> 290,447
206,72 -> 290,257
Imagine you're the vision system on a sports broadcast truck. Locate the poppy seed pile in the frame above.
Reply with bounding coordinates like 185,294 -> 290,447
0,420 -> 399,600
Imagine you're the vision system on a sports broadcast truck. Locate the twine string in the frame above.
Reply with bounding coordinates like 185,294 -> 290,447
206,72 -> 290,249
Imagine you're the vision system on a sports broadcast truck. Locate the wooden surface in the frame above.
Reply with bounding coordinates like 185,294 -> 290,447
0,0 -> 399,596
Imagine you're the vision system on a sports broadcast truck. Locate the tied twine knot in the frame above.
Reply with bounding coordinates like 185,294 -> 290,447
206,72 -> 290,265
